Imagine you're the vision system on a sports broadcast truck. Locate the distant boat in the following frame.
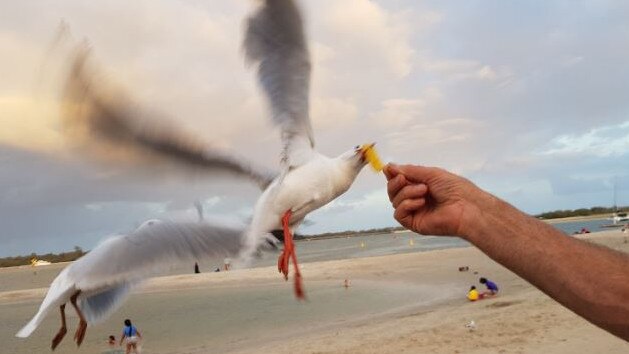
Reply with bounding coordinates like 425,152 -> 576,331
609,178 -> 627,225
611,212 -> 629,225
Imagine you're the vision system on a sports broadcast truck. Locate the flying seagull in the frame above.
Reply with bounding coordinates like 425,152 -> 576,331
240,0 -> 376,298
57,0 -> 377,300
16,218 -> 277,349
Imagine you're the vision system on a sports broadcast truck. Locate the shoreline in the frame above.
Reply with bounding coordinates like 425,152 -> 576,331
0,214 -> 617,268
541,213 -> 610,224
1,230 -> 627,354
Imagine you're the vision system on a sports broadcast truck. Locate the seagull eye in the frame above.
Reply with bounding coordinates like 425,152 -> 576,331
354,145 -> 360,150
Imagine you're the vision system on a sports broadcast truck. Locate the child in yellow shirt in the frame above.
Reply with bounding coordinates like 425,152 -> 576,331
468,286 -> 479,301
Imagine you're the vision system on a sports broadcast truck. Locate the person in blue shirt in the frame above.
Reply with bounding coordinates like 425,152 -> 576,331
479,277 -> 499,297
119,319 -> 142,354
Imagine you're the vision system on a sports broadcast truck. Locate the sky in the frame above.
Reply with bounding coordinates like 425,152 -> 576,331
1,0 -> 629,257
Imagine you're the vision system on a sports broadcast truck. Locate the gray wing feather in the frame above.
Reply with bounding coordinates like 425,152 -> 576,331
244,0 -> 315,168
17,219 -> 265,335
80,282 -> 134,325
69,220 -> 246,292
63,45 -> 275,189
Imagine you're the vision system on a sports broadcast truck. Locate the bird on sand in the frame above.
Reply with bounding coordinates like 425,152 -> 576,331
16,217 -> 277,349
56,0 -> 379,300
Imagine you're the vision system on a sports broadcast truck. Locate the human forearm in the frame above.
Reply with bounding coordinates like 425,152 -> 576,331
465,194 -> 629,340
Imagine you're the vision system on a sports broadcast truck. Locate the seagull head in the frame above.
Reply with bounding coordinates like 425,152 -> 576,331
339,143 -> 375,170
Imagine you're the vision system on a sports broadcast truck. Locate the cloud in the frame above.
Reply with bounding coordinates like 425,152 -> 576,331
311,96 -> 358,131
371,98 -> 426,128
541,121 -> 629,157
416,57 -> 513,83
2,0 -> 629,256
313,0 -> 415,78
321,189 -> 388,213
0,95 -> 63,153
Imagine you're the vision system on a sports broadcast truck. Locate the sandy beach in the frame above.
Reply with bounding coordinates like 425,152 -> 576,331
1,230 -> 628,354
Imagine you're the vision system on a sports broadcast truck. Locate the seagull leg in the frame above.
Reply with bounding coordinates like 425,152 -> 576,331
278,210 -> 305,300
51,304 -> 67,350
69,290 -> 87,347
278,210 -> 292,279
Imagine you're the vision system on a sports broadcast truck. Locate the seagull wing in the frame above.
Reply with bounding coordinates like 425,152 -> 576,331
78,281 -> 135,325
244,0 -> 315,169
15,267 -> 76,338
17,219 -> 273,336
63,46 -> 275,189
69,220 -> 249,291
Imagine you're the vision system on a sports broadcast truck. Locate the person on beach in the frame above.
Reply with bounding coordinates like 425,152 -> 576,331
105,335 -> 124,354
119,319 -> 142,354
479,277 -> 499,297
384,163 -> 629,340
467,286 -> 479,301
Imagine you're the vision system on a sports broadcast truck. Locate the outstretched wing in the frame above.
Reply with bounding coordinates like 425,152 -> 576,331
69,219 -> 252,291
70,219 -> 276,325
17,219 -> 274,336
63,45 -> 275,189
244,0 -> 315,169
15,267 -> 76,338
79,282 -> 134,325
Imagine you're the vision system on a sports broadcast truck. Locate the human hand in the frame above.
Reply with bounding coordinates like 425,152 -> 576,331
384,163 -> 488,238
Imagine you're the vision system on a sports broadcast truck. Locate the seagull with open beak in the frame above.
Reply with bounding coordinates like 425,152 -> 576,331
240,0 -> 384,298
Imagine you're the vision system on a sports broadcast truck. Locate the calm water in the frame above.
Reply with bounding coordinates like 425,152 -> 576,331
250,232 -> 469,269
0,218 -> 616,293
551,218 -> 619,234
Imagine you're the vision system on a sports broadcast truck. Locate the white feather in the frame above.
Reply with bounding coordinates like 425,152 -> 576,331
16,267 -> 76,338
16,219 -> 254,338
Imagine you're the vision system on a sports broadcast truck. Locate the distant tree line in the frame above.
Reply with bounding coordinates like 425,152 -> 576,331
0,246 -> 86,268
535,206 -> 628,220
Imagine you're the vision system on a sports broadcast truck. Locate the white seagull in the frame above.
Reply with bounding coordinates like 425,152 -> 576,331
240,0 -> 377,298
16,217 -> 276,349
56,0 -> 378,300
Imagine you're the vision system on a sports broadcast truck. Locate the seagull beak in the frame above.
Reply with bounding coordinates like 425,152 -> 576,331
360,143 -> 376,163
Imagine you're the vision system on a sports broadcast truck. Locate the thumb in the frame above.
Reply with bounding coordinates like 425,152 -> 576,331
395,164 -> 434,184
383,163 -> 399,180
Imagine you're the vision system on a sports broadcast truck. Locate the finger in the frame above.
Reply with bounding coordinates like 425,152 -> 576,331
391,183 -> 428,208
396,164 -> 435,184
387,174 -> 408,201
383,163 -> 401,180
394,198 -> 426,224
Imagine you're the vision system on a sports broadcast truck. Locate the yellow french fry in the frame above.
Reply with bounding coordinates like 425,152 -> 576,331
363,144 -> 383,172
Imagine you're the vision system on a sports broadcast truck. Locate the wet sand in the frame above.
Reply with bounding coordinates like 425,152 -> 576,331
1,231 -> 628,353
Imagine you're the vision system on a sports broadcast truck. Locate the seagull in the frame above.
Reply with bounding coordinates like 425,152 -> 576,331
15,217 -> 277,349
240,0 -> 377,298
57,0 -> 377,300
